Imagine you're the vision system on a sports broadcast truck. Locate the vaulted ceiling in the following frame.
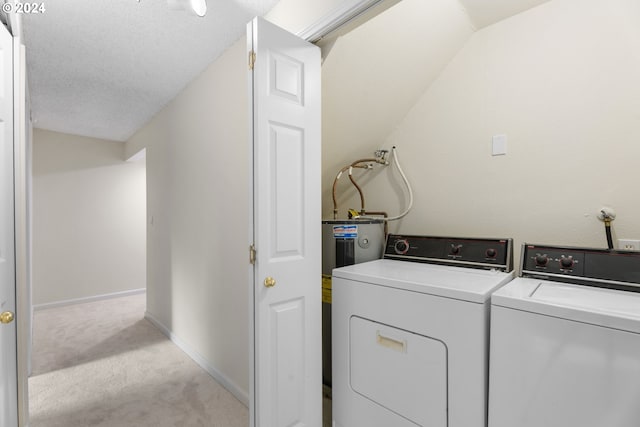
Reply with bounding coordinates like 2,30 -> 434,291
23,0 -> 550,142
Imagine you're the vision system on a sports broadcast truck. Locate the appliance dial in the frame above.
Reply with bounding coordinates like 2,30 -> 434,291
560,256 -> 574,269
486,248 -> 497,258
535,254 -> 549,267
394,239 -> 410,255
450,244 -> 462,256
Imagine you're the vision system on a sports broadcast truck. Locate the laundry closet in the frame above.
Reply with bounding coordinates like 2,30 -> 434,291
322,0 -> 640,425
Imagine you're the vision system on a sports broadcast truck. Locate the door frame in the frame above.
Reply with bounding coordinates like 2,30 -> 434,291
13,34 -> 31,426
0,19 -> 28,427
295,0 -> 400,43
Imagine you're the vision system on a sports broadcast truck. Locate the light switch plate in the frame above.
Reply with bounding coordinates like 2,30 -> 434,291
492,134 -> 507,156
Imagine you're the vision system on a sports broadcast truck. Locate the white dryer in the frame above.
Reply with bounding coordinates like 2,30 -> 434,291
489,244 -> 640,427
332,234 -> 514,427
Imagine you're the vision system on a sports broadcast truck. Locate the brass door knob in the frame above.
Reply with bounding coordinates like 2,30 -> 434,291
264,277 -> 276,288
0,311 -> 14,324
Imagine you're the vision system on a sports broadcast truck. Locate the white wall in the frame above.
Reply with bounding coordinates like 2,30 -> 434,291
324,0 -> 640,262
126,35 -> 251,402
32,129 -> 146,305
322,0 -> 475,218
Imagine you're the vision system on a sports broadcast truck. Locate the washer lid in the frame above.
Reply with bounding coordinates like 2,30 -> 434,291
332,259 -> 514,303
492,277 -> 640,333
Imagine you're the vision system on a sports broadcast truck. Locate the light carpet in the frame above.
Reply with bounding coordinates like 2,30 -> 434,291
29,293 -> 248,427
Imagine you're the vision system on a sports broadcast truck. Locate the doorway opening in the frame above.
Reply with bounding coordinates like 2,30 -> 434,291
28,135 -> 148,423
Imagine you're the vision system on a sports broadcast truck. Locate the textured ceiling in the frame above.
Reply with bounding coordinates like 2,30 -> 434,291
23,0 -> 280,141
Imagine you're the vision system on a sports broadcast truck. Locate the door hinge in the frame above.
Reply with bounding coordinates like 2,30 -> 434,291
249,244 -> 256,265
249,50 -> 256,70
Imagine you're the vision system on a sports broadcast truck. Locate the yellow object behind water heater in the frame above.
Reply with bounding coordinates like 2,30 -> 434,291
322,274 -> 332,304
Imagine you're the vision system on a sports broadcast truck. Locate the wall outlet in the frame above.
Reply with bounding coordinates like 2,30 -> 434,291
618,239 -> 640,251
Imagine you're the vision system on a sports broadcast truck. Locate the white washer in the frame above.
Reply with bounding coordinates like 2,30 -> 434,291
489,244 -> 640,427
332,235 -> 514,427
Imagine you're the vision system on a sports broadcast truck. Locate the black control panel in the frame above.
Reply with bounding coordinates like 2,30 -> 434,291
521,244 -> 640,292
384,234 -> 513,272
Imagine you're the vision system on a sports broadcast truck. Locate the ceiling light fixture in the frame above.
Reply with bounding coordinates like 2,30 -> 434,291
167,0 -> 207,17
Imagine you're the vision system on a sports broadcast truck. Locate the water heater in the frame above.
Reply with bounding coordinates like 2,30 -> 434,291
322,219 -> 385,387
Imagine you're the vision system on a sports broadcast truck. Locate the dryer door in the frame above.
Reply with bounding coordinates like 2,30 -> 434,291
350,316 -> 447,426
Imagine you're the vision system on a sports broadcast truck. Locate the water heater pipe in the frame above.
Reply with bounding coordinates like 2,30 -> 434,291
332,147 -> 412,222
332,154 -> 388,219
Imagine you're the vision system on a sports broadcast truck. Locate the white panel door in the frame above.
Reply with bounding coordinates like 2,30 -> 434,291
0,22 -> 17,427
248,16 -> 321,427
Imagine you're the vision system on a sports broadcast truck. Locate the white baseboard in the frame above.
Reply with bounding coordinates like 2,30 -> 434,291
144,311 -> 250,408
33,288 -> 146,311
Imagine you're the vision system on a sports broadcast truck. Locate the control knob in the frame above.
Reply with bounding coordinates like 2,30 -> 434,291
485,248 -> 497,259
394,239 -> 410,255
534,254 -> 549,267
450,244 -> 462,256
560,256 -> 574,269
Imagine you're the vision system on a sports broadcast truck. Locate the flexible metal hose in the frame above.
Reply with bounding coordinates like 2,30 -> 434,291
337,146 -> 413,223
332,158 -> 382,219
600,209 -> 615,250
